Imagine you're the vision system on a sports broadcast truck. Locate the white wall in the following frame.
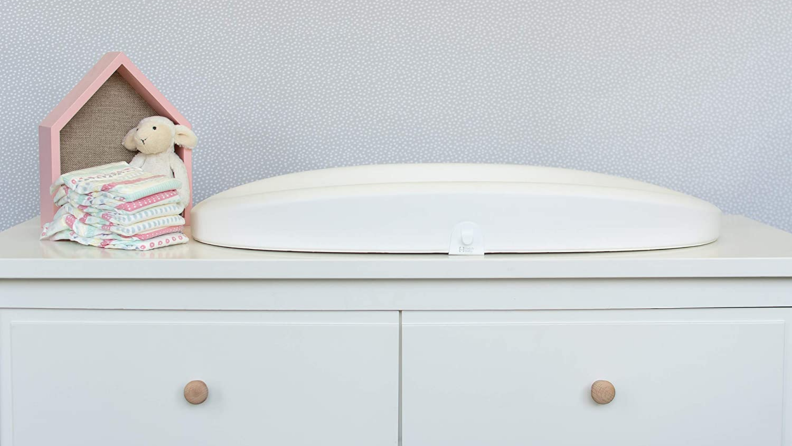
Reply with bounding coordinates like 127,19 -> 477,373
1,0 -> 790,232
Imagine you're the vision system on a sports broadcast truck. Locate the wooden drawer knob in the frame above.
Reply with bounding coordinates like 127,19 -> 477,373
184,380 -> 208,405
591,380 -> 615,405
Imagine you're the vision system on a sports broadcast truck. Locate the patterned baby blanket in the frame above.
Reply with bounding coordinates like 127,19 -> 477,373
41,162 -> 189,251
51,161 -> 181,202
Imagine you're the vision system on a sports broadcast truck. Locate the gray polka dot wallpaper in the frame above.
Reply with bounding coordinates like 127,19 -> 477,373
1,0 -> 791,233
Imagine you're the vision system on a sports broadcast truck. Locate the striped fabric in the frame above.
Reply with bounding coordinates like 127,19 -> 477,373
41,162 -> 188,251
51,162 -> 181,202
42,207 -> 185,239
48,230 -> 189,251
54,187 -> 182,213
60,202 -> 184,226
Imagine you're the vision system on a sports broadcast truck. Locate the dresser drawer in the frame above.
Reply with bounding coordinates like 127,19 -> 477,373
0,310 -> 399,446
402,310 -> 786,446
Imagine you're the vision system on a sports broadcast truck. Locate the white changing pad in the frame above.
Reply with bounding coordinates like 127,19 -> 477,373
191,164 -> 721,254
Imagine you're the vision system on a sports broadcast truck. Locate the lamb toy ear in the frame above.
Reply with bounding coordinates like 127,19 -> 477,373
174,125 -> 197,149
122,128 -> 138,151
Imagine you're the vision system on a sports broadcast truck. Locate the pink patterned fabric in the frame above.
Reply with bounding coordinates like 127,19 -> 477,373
79,167 -> 135,183
119,225 -> 184,241
100,174 -> 165,193
115,190 -> 178,212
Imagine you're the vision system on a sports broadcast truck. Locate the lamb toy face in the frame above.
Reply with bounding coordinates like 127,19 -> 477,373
123,116 -> 196,155
122,116 -> 196,207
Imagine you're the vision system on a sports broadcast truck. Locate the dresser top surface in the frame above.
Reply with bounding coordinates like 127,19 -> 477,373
0,216 -> 791,279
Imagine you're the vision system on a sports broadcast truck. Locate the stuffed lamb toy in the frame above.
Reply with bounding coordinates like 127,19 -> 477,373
122,116 -> 196,207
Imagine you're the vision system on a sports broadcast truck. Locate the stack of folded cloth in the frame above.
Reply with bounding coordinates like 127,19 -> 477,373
40,162 -> 189,250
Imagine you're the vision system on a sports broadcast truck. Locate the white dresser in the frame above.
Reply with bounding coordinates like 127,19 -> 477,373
1,216 -> 791,446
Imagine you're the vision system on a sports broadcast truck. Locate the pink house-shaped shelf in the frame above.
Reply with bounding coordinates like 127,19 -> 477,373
39,52 -> 193,225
